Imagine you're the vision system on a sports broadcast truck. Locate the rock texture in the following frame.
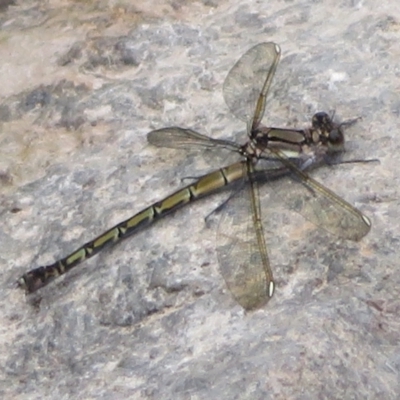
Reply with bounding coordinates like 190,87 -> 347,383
1,1 -> 399,399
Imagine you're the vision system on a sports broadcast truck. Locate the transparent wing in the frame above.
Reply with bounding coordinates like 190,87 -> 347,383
217,163 -> 273,310
148,127 -> 240,152
223,42 -> 281,130
256,150 -> 371,241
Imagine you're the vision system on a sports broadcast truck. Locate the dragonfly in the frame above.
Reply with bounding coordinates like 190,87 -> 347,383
17,43 -> 371,310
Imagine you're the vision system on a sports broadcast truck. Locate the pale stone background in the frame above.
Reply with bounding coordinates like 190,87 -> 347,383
1,0 -> 399,398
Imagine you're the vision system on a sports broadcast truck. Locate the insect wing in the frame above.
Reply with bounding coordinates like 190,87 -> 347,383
223,42 -> 281,130
148,127 -> 240,152
260,148 -> 371,241
216,162 -> 274,310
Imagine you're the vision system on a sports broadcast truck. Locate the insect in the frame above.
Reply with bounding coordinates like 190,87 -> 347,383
17,43 -> 370,309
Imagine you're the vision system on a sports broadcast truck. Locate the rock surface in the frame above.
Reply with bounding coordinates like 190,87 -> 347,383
1,1 -> 399,399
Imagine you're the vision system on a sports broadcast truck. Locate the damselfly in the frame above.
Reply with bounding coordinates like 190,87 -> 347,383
17,43 -> 370,309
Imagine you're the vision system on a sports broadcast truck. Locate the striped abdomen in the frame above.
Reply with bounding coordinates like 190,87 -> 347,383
18,162 -> 247,293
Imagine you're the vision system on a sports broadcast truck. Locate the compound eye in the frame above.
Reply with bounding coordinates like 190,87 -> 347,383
312,112 -> 330,129
328,128 -> 344,147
